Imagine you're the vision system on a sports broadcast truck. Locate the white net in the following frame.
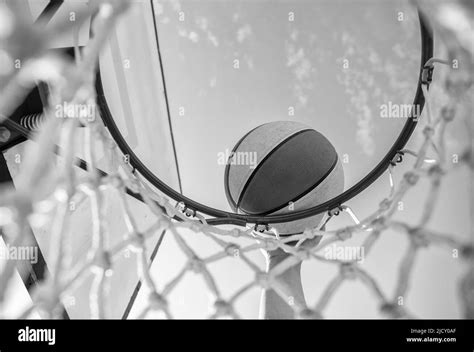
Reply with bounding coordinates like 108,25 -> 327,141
0,0 -> 473,319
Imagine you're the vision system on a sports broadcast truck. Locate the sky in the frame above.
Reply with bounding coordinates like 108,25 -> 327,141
0,0 -> 471,319
138,0 -> 470,319
155,0 -> 421,209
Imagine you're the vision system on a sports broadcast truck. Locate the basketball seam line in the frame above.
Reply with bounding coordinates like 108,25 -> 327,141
234,128 -> 315,211
224,123 -> 279,211
241,155 -> 338,217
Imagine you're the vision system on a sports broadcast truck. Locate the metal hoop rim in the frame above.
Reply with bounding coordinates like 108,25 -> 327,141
96,10 -> 434,227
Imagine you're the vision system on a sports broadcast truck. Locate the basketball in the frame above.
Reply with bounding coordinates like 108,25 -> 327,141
225,121 -> 344,235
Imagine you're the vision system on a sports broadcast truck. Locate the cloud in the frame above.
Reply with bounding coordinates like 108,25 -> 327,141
391,43 -> 406,60
337,31 -> 376,156
209,77 -> 217,88
177,15 -> 219,46
243,54 -> 254,70
286,40 -> 314,108
237,24 -> 252,43
232,12 -> 240,23
196,17 -> 208,31
207,32 -> 219,47
178,28 -> 187,38
338,69 -> 376,156
335,29 -> 420,156
178,29 -> 200,44
169,0 -> 182,12
368,50 -> 380,66
188,31 -> 199,43
153,2 -> 164,16
290,29 -> 299,42
196,16 -> 219,47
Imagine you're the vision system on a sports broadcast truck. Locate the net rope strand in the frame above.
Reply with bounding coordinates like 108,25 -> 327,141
0,1 -> 473,319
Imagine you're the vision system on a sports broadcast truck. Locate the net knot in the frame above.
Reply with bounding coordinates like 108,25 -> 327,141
422,126 -> 435,139
0,126 -> 11,143
129,231 -> 146,251
403,171 -> 419,186
460,268 -> 474,318
379,198 -> 392,211
335,228 -> 352,241
409,228 -> 429,248
295,247 -> 313,261
229,228 -> 242,238
92,251 -> 112,271
461,244 -> 474,260
461,149 -> 473,170
262,240 -> 279,252
213,299 -> 233,317
298,308 -> 323,320
148,291 -> 168,311
445,71 -> 473,97
340,263 -> 357,280
188,221 -> 202,233
188,256 -> 205,273
380,302 -> 405,319
441,105 -> 456,122
303,228 -> 318,240
371,217 -> 387,230
225,243 -> 240,257
108,174 -> 124,189
427,164 -> 444,179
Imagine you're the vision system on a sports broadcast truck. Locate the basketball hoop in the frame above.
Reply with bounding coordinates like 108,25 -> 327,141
96,11 -> 434,228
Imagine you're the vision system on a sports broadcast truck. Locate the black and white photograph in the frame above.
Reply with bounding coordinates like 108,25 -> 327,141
0,0 -> 473,349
